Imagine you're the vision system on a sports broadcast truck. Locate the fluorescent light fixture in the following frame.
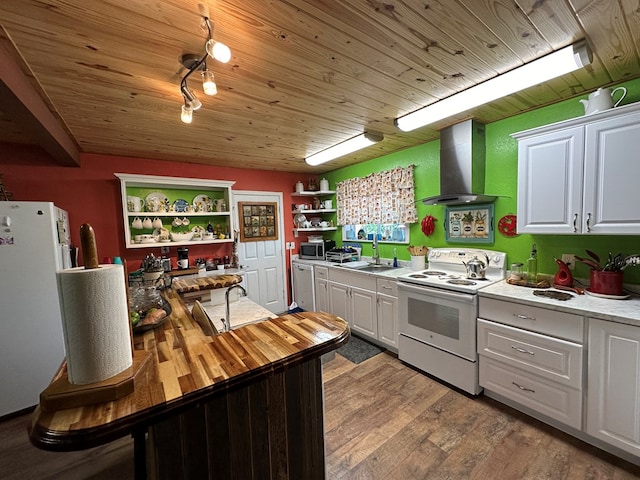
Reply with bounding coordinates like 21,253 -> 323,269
395,40 -> 592,132
305,132 -> 384,166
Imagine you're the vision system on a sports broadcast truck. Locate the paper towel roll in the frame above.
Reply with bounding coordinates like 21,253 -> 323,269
57,264 -> 133,385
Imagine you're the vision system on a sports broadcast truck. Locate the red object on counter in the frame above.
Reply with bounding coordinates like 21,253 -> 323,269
590,270 -> 624,296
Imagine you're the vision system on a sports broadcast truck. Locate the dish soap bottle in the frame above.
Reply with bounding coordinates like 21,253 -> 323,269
527,243 -> 537,283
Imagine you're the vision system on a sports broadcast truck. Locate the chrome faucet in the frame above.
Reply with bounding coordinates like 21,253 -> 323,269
224,284 -> 247,332
372,233 -> 381,265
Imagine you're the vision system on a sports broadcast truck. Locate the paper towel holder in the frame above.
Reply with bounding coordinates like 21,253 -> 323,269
40,223 -> 153,411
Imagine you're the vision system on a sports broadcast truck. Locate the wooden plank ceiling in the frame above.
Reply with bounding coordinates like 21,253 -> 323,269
1,0 -> 639,174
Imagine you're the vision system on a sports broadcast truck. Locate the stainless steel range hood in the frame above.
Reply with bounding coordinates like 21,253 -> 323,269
420,120 -> 497,205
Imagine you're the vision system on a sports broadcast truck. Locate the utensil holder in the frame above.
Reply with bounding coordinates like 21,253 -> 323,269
410,255 -> 425,271
590,270 -> 623,296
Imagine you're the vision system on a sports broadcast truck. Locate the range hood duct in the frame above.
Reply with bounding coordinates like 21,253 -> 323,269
420,120 -> 497,205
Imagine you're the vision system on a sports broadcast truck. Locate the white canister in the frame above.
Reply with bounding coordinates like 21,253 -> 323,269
410,255 -> 426,271
295,181 -> 304,193
320,178 -> 329,191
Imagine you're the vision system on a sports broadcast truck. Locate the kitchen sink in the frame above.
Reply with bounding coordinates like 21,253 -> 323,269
336,261 -> 395,272
354,264 -> 395,273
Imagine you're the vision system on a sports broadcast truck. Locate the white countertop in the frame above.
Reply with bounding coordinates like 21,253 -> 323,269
200,296 -> 277,331
292,256 -> 414,279
479,280 -> 640,327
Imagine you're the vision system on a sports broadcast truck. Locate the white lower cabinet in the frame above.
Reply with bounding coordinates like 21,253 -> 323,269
351,286 -> 378,338
327,268 -> 398,351
587,318 -> 640,457
478,299 -> 584,430
314,266 -> 329,312
377,278 -> 398,349
478,319 -> 583,429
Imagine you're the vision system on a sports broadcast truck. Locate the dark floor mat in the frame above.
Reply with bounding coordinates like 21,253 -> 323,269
337,335 -> 383,364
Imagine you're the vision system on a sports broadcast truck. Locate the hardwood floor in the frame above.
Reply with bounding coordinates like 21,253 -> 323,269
3,351 -> 640,479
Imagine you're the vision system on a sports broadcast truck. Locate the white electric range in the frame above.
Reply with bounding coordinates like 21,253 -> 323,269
396,248 -> 507,395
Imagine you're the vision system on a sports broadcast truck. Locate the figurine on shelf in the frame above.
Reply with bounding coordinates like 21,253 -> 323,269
312,196 -> 321,210
307,178 -> 318,191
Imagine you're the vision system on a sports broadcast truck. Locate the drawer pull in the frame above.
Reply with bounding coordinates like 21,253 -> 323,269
512,382 -> 535,393
511,345 -> 534,355
513,313 -> 536,321
380,285 -> 392,290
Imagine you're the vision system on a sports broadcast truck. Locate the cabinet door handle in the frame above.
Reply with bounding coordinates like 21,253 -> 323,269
380,285 -> 392,290
586,212 -> 591,232
512,382 -> 535,393
511,345 -> 534,355
573,213 -> 578,233
513,313 -> 536,321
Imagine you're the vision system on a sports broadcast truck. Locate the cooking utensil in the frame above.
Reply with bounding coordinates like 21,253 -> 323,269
533,290 -> 573,301
585,249 -> 600,263
575,255 -> 600,270
407,245 -> 428,256
553,283 -> 584,295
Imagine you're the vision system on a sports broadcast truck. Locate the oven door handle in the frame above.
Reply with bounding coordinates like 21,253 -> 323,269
397,281 -> 476,304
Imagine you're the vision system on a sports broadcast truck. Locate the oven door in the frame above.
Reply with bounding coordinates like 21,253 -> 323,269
397,281 -> 478,361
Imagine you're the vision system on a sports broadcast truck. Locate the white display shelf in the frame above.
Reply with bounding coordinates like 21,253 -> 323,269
116,173 -> 235,249
291,190 -> 336,196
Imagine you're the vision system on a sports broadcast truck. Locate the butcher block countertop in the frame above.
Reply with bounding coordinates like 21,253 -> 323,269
29,288 -> 349,451
171,273 -> 243,293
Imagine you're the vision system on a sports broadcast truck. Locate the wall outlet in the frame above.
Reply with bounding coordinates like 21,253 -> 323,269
161,246 -> 170,254
286,242 -> 296,250
561,254 -> 576,270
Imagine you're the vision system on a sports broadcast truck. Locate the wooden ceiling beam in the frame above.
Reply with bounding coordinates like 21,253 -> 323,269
0,33 -> 80,167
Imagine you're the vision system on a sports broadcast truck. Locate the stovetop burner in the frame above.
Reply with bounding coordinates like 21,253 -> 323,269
447,279 -> 477,286
397,248 -> 507,293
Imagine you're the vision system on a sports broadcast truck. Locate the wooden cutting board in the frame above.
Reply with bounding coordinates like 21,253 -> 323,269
172,274 -> 243,293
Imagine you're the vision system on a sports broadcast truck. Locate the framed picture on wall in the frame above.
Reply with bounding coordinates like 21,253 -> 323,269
444,204 -> 494,243
238,202 -> 278,242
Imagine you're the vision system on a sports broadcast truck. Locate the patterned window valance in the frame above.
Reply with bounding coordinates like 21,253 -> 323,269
336,165 -> 417,225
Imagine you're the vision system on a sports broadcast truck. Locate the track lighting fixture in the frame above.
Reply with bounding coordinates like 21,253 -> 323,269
305,132 -> 384,166
201,69 -> 217,96
179,15 -> 231,124
206,40 -> 232,64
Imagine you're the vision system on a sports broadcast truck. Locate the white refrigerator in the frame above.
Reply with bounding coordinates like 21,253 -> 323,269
0,201 -> 71,416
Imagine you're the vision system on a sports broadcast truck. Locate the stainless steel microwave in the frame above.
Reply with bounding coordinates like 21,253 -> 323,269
299,240 -> 335,260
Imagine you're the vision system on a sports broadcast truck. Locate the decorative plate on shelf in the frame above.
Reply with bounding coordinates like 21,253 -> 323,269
193,194 -> 213,212
173,198 -> 189,212
145,192 -> 169,212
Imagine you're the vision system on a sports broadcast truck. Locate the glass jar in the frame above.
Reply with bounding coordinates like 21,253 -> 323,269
509,262 -> 524,281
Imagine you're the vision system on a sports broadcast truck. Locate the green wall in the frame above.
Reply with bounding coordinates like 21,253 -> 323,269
324,78 -> 640,285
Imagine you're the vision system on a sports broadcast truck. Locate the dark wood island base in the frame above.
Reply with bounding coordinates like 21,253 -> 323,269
29,288 -> 349,480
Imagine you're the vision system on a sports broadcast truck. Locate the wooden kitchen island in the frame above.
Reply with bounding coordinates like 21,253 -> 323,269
29,288 -> 349,480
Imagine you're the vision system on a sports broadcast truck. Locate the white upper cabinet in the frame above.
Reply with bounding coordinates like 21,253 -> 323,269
513,102 -> 640,234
